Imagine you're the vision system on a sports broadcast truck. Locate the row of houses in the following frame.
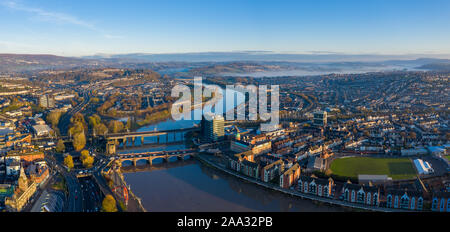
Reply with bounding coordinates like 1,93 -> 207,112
224,150 -> 449,211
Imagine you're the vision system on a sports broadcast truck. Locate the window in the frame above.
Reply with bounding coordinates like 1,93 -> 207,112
309,183 -> 317,194
357,191 -> 365,204
324,186 -> 329,197
394,196 -> 399,208
432,198 -> 438,210
440,199 -> 445,212
400,195 -> 410,209
447,199 -> 450,212
351,190 -> 356,202
373,193 -> 378,206
367,193 -> 371,205
417,198 -> 423,210
410,197 -> 415,210
387,195 -> 392,208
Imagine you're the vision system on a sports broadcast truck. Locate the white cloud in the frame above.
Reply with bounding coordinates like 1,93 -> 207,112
0,0 -> 121,39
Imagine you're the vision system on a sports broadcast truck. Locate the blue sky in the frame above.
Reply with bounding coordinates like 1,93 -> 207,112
1,0 -> 450,56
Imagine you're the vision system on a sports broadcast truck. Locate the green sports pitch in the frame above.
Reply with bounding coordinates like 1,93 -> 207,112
329,157 -> 417,180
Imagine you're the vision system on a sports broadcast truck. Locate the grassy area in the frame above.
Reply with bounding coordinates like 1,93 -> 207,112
329,157 -> 417,180
136,109 -> 171,127
51,174 -> 68,194
445,155 -> 450,162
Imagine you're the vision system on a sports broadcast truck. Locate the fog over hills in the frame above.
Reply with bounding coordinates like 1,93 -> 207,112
1,52 -> 450,74
83,51 -> 450,63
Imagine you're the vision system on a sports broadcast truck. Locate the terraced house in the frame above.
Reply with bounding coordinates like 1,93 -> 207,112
431,192 -> 450,212
385,189 -> 424,211
297,175 -> 334,198
226,151 -> 260,179
341,182 -> 380,206
261,159 -> 284,183
279,163 -> 301,189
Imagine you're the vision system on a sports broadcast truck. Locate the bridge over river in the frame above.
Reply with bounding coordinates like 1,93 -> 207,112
116,149 -> 197,166
103,127 -> 200,155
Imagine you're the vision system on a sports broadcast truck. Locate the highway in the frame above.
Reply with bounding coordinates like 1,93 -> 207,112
79,176 -> 102,212
46,154 -> 83,212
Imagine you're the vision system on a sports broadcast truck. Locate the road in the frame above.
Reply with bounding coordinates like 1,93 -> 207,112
58,90 -> 91,136
79,176 -> 102,212
63,170 -> 83,212
46,155 -> 83,212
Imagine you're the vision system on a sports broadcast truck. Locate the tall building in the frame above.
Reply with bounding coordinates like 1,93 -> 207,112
313,110 -> 327,127
201,113 -> 225,142
39,95 -> 55,108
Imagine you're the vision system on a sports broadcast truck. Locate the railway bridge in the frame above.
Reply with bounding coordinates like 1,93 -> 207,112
103,127 -> 200,155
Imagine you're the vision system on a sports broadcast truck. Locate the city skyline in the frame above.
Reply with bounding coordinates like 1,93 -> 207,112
1,0 -> 450,56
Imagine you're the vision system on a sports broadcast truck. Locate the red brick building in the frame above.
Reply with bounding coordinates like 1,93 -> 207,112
279,163 -> 301,189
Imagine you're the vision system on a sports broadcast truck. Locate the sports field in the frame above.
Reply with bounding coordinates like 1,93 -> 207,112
329,157 -> 417,180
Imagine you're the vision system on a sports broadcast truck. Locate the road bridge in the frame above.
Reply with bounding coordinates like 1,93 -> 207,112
117,149 -> 197,166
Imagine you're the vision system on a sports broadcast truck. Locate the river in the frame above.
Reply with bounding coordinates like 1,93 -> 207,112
120,84 -> 343,212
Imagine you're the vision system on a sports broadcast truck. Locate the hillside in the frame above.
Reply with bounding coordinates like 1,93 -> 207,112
0,54 -> 102,72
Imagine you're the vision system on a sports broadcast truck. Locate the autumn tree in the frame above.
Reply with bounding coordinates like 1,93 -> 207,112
73,132 -> 86,151
94,123 -> 108,136
102,194 -> 118,212
46,110 -> 63,127
89,114 -> 101,128
108,120 -> 125,133
71,112 -> 87,129
80,150 -> 94,168
69,121 -> 85,136
56,139 -> 65,153
64,155 -> 74,170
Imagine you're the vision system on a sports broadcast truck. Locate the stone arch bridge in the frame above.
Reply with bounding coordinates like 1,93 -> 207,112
117,149 -> 197,166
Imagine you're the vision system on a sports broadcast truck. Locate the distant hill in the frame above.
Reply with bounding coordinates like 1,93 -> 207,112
84,52 -> 450,63
416,59 -> 450,71
2,52 -> 450,75
0,54 -> 102,72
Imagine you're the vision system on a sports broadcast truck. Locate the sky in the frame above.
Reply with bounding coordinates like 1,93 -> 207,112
1,0 -> 450,57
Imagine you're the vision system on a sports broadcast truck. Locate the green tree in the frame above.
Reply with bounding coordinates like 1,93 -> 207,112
64,155 -> 74,170
73,132 -> 86,151
56,139 -> 65,153
102,194 -> 118,212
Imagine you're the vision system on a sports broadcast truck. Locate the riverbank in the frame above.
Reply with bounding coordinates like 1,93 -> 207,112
112,169 -> 147,212
195,154 -> 411,212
